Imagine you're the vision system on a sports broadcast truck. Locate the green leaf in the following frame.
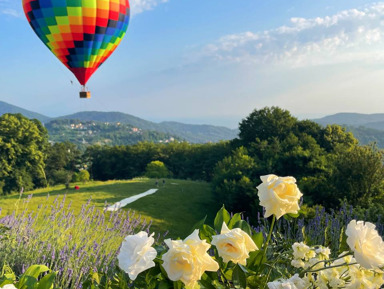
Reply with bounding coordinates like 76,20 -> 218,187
214,206 -> 231,233
36,272 -> 56,289
338,226 -> 349,254
18,275 -> 37,289
173,281 -> 183,289
18,265 -> 50,289
199,273 -> 216,289
233,220 -> 252,236
189,215 -> 207,235
228,213 -> 242,229
247,250 -> 267,270
252,232 -> 264,249
0,280 -> 14,287
301,226 -> 307,243
212,280 -> 227,289
156,280 -> 171,289
232,265 -> 247,289
200,224 -> 217,243
23,265 -> 50,279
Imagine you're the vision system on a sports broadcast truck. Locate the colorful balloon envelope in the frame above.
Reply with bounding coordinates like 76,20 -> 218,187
22,0 -> 130,96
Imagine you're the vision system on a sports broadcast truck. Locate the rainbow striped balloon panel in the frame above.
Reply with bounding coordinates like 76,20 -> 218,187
22,0 -> 130,85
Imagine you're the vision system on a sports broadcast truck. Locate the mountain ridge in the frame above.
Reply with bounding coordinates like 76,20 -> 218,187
0,101 -> 238,143
313,112 -> 384,127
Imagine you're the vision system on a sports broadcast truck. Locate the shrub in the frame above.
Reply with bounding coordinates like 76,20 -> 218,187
145,161 -> 170,178
78,170 -> 90,183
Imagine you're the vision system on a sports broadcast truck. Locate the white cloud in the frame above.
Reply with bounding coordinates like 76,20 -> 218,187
201,3 -> 384,68
1,8 -> 21,17
0,0 -> 21,17
130,0 -> 169,15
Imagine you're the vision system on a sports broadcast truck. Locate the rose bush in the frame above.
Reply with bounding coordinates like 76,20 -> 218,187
97,174 -> 383,289
2,174 -> 384,289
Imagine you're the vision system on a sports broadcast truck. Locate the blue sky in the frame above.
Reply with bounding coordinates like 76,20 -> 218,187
1,0 -> 384,127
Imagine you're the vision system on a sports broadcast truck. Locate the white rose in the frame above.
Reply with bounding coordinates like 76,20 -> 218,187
267,274 -> 307,289
257,174 -> 303,219
117,231 -> 157,280
1,285 -> 17,289
346,220 -> 384,270
291,259 -> 305,268
211,222 -> 258,265
347,265 -> 381,289
292,242 -> 313,260
315,246 -> 331,260
162,230 -> 219,289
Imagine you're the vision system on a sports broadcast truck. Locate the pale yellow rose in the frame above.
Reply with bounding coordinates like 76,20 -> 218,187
346,220 -> 384,270
162,230 -> 218,289
257,174 -> 303,219
211,222 -> 258,265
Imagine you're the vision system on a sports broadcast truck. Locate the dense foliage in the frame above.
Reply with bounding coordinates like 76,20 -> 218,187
212,107 -> 384,217
2,108 -> 384,220
86,142 -> 232,182
0,114 -> 48,194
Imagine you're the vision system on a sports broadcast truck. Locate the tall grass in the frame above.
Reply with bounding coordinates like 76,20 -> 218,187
0,194 -> 150,289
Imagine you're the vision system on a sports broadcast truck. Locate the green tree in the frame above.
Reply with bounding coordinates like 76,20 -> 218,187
45,142 -> 82,185
330,144 -> 384,206
0,114 -> 48,194
145,160 -> 170,178
78,170 -> 90,183
212,147 -> 257,214
239,106 -> 297,145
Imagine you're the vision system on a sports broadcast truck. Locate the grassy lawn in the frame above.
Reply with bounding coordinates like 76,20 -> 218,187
0,178 -> 221,238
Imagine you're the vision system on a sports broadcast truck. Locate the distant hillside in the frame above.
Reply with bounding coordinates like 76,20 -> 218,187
346,126 -> 384,148
55,111 -> 238,143
314,113 -> 384,148
0,101 -> 51,123
158,121 -> 238,143
57,111 -> 157,130
314,113 -> 384,128
0,102 -> 237,144
46,119 -> 180,148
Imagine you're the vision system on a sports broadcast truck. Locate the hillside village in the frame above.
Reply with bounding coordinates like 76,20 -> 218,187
46,119 -> 177,146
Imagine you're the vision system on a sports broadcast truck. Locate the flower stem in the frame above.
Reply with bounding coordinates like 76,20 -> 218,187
304,262 -> 357,274
259,215 -> 276,268
301,252 -> 353,275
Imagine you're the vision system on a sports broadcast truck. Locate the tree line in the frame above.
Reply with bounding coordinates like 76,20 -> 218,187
1,109 -> 384,219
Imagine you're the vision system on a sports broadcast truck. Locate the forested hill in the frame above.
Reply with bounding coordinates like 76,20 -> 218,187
0,102 -> 238,144
0,101 -> 51,123
56,111 -> 238,143
314,113 -> 384,148
314,113 -> 384,127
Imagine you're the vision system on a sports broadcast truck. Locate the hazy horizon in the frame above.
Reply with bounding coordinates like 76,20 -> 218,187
2,1 -> 384,124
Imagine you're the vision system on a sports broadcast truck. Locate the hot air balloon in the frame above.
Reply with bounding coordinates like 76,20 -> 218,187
22,0 -> 130,98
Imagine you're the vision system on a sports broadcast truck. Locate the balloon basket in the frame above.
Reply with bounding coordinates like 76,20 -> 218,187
80,88 -> 91,99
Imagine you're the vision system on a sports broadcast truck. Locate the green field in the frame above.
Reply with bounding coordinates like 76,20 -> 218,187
0,178 -> 221,238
